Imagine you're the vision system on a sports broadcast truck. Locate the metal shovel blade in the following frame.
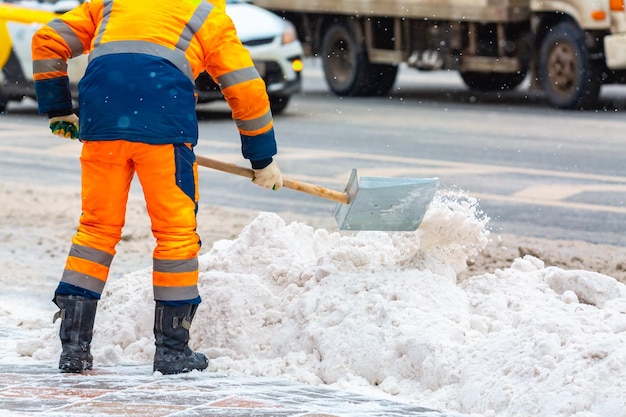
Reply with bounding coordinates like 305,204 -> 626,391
334,169 -> 439,231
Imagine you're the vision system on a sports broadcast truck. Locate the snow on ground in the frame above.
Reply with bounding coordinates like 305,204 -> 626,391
1,179 -> 626,417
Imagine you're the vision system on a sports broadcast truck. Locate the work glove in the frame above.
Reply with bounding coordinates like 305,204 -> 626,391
252,160 -> 283,190
49,113 -> 79,139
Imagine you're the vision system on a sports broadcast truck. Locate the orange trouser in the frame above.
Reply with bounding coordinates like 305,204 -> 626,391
60,140 -> 201,303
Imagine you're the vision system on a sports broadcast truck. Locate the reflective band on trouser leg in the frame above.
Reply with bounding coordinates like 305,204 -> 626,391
60,244 -> 113,296
132,143 -> 201,302
153,258 -> 199,301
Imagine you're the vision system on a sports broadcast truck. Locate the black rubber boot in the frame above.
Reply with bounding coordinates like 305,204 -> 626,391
153,302 -> 208,375
53,295 -> 98,373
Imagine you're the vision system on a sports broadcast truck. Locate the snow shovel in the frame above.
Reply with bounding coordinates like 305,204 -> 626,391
196,155 -> 439,231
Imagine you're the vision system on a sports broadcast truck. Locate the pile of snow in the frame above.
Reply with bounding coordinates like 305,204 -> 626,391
14,190 -> 626,417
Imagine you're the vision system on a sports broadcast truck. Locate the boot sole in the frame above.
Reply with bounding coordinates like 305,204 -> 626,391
153,362 -> 208,375
60,358 -> 92,373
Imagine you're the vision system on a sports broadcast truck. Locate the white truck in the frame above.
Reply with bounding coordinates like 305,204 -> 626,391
252,0 -> 626,109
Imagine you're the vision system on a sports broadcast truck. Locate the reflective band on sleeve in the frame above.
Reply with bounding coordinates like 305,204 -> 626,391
89,40 -> 194,81
33,57 -> 67,75
176,1 -> 213,51
153,258 -> 199,273
47,19 -> 85,58
93,0 -> 114,47
153,285 -> 200,301
61,270 -> 107,295
217,66 -> 260,90
69,244 -> 114,267
234,109 -> 273,132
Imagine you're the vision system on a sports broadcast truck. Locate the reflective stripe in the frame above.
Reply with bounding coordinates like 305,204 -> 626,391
217,67 -> 260,90
47,19 -> 84,58
33,58 -> 67,75
91,0 -> 210,81
234,109 -> 273,132
153,258 -> 198,273
176,1 -> 213,52
65,256 -> 110,281
153,285 -> 200,301
93,0 -> 113,47
89,40 -> 194,81
61,270 -> 107,294
69,244 -> 114,267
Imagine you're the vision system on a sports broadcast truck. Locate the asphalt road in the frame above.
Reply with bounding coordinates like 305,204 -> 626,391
2,59 -> 626,246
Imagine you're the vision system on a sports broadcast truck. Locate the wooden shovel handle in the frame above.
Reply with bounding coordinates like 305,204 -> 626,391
195,155 -> 350,205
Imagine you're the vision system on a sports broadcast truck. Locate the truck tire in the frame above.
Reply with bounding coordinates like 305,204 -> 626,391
0,93 -> 7,113
269,95 -> 290,114
460,71 -> 527,92
321,20 -> 397,96
539,21 -> 602,109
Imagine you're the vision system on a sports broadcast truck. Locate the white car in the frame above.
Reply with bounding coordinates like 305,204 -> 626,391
0,0 -> 303,113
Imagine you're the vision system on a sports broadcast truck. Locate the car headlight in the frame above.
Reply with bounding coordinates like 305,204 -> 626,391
282,20 -> 297,45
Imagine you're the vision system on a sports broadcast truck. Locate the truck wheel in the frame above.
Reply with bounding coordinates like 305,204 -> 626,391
365,63 -> 398,96
539,21 -> 602,109
269,95 -> 290,114
0,90 -> 7,113
460,71 -> 527,92
321,20 -> 397,96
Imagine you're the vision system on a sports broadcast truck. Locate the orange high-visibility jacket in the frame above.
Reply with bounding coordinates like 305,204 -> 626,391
32,0 -> 276,163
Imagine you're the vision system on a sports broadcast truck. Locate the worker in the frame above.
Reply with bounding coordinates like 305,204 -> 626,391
32,0 -> 282,374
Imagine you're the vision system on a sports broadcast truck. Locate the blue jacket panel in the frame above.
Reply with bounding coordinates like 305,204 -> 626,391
77,53 -> 199,145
